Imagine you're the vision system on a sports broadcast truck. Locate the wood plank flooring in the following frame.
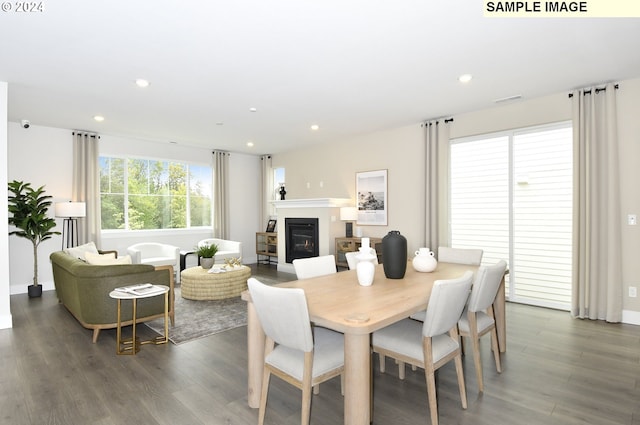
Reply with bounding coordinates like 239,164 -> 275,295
1,263 -> 639,425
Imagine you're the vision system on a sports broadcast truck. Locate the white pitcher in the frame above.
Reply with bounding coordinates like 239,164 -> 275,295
412,248 -> 437,273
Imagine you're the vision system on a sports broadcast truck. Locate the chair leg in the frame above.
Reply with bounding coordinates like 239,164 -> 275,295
378,353 -> 386,373
398,361 -> 406,380
490,326 -> 502,373
468,312 -> 484,393
258,368 -> 271,425
425,370 -> 439,425
454,353 -> 468,409
300,352 -> 314,425
313,384 -> 319,395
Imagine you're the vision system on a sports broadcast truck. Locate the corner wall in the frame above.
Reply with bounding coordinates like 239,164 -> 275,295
0,81 -> 11,329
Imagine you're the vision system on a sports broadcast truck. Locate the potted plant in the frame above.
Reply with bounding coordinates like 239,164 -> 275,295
196,242 -> 218,270
8,180 -> 60,298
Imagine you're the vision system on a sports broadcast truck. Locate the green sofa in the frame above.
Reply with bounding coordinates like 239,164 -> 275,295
50,251 -> 175,343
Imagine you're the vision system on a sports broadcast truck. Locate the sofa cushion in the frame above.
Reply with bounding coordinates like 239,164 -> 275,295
85,252 -> 133,265
65,241 -> 100,260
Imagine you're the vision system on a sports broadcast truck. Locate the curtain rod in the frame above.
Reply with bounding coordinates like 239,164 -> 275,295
72,131 -> 100,139
568,83 -> 619,98
421,117 -> 454,127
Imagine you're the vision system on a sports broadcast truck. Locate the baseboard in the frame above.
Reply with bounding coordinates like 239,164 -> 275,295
10,279 -> 55,295
622,309 -> 640,326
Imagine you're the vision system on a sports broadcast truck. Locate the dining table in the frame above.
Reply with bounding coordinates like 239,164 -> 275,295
242,261 -> 506,425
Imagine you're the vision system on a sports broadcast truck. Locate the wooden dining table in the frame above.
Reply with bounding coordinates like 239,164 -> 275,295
242,261 -> 506,425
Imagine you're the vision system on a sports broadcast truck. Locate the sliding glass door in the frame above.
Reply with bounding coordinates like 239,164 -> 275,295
450,122 -> 572,310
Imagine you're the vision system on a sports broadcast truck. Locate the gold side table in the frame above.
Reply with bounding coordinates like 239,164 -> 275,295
109,284 -> 170,355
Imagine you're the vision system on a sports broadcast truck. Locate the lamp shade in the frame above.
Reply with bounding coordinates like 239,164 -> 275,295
340,207 -> 358,221
55,202 -> 86,218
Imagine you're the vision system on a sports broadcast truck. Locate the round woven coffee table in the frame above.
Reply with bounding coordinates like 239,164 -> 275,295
180,265 -> 251,300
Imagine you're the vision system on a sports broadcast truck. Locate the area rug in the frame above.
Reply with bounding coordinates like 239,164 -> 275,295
145,275 -> 285,345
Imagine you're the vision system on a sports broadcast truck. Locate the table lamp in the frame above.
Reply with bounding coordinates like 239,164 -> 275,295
340,207 -> 358,238
55,201 -> 86,249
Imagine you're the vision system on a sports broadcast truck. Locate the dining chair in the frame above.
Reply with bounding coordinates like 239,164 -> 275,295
247,278 -> 344,425
410,246 -> 483,322
345,249 -> 378,270
372,271 -> 473,425
457,260 -> 507,393
292,254 -> 337,279
437,246 -> 483,265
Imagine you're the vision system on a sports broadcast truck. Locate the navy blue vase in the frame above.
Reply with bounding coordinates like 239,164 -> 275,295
382,230 -> 407,279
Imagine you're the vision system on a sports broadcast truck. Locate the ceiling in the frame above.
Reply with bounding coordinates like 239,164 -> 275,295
2,1 -> 639,155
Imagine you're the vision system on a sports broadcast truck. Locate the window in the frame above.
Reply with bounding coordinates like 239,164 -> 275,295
450,122 -> 573,310
100,157 -> 212,230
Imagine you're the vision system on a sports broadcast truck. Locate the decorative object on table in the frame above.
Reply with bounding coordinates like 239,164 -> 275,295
340,206 -> 358,238
54,201 -> 86,249
197,242 -> 218,270
382,230 -> 407,279
265,219 -> 276,232
8,180 -> 60,298
224,256 -> 243,269
355,237 -> 376,286
356,169 -> 387,226
412,247 -> 438,272
278,183 -> 286,200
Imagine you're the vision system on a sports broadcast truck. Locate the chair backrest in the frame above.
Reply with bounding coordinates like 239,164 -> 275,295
127,243 -> 179,261
422,271 -> 473,337
467,260 -> 507,313
247,278 -> 314,352
293,255 -> 337,279
345,249 -> 378,270
438,246 -> 483,265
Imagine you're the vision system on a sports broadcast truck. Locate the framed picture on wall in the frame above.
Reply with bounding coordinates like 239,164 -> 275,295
266,219 -> 277,232
356,169 -> 387,226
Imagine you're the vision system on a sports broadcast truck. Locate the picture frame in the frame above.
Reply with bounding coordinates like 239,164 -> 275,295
356,169 -> 387,226
266,219 -> 277,233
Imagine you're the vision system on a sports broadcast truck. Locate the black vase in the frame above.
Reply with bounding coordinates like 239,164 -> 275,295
382,230 -> 407,279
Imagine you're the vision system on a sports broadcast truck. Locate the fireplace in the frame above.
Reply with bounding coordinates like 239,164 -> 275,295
285,218 -> 319,263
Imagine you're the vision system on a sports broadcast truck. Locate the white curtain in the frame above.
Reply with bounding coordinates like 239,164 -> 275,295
72,132 -> 101,247
213,151 -> 230,239
571,84 -> 623,322
424,120 -> 451,252
260,155 -> 274,230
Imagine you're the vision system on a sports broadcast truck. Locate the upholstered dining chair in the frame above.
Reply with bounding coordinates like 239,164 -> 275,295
247,278 -> 344,425
457,260 -> 507,393
410,246 -> 483,322
345,249 -> 378,270
372,271 -> 473,425
292,255 -> 337,279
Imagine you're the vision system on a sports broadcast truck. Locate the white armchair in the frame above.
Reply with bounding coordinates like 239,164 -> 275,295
127,242 -> 181,283
197,238 -> 242,263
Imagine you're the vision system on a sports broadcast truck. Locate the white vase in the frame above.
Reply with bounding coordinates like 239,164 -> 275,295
356,247 -> 376,286
412,248 -> 437,273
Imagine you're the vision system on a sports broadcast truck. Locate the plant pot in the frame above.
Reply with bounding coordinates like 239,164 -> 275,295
28,284 -> 43,298
200,257 -> 215,270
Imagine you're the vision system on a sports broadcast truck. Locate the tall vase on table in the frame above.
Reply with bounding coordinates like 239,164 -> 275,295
356,237 -> 376,286
382,230 -> 407,279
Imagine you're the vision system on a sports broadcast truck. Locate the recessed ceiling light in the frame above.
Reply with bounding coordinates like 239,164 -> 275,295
93,115 -> 105,122
247,141 -> 254,147
310,124 -> 320,131
458,74 -> 473,83
135,79 -> 150,88
216,122 -> 224,126
249,107 -> 257,112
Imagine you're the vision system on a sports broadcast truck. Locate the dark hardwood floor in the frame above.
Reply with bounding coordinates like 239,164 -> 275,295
1,263 -> 639,425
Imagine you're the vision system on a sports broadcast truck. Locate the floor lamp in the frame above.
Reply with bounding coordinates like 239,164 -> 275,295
55,202 -> 86,249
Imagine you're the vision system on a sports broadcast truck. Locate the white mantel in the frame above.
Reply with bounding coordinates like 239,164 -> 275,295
273,198 -> 350,273
272,198 -> 352,209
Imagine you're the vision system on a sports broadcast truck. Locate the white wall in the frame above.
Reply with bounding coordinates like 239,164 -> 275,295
272,76 -> 640,322
7,127 -> 262,294
0,82 -> 11,329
